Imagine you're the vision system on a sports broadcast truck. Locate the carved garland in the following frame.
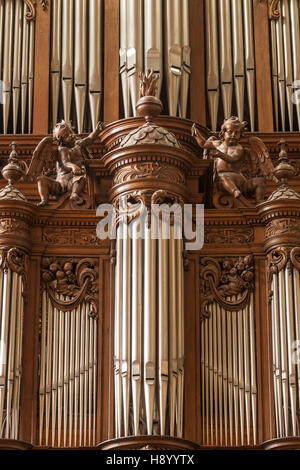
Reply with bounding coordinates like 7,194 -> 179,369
41,257 -> 98,319
199,256 -> 254,319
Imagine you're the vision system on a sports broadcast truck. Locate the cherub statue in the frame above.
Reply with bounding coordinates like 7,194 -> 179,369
27,120 -> 103,207
192,116 -> 277,203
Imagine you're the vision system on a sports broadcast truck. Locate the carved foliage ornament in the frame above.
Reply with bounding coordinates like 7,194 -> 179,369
0,247 -> 28,299
199,256 -> 254,319
268,0 -> 280,20
267,246 -> 300,281
265,219 -> 300,239
41,257 -> 98,319
24,1 -> 36,20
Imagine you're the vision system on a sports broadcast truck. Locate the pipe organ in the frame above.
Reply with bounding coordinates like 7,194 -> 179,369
1,0 -> 300,453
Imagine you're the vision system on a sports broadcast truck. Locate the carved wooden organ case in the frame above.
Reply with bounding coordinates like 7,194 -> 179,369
0,0 -> 300,452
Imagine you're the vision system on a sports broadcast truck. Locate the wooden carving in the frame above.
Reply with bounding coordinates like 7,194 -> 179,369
192,116 -> 277,208
268,0 -> 280,19
24,0 -> 36,20
199,255 -> 254,319
27,121 -> 103,207
41,257 -> 98,318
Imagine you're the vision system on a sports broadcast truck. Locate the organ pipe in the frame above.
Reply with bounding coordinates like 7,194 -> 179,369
0,266 -> 25,440
200,296 -> 257,446
114,214 -> 184,437
39,294 -> 98,447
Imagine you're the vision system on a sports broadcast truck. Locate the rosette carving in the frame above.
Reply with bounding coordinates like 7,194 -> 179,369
199,256 -> 254,319
41,257 -> 98,318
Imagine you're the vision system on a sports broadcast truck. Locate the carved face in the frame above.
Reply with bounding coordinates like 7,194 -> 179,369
223,124 -> 241,146
54,126 -> 76,146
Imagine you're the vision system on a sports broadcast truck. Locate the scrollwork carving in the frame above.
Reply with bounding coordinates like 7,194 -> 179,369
268,0 -> 280,19
41,257 -> 98,318
24,1 -> 36,20
204,227 -> 254,244
113,162 -> 185,186
265,219 -> 300,239
0,247 -> 28,300
199,256 -> 254,319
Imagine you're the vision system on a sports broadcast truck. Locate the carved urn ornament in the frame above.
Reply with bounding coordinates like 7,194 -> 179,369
0,142 -> 28,201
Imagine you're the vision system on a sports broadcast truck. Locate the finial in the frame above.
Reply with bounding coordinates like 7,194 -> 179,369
267,139 -> 300,201
136,69 -> 163,123
273,139 -> 295,185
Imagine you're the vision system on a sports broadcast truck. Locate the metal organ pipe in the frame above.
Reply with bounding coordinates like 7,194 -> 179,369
114,214 -> 185,437
0,267 -> 25,440
38,293 -> 98,447
204,0 -> 256,130
200,296 -> 258,446
271,262 -> 300,438
50,0 -> 103,132
119,0 -> 190,118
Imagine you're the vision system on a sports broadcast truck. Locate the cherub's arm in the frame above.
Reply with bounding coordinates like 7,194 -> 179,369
60,148 -> 83,175
78,121 -> 103,148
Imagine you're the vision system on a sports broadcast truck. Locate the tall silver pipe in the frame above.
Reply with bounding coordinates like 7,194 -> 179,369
165,0 -> 182,116
28,19 -> 34,133
2,0 -> 13,134
61,0 -> 74,124
290,0 -> 300,129
232,0 -> 245,123
57,306 -> 65,447
50,0 -> 62,127
281,0 -> 293,130
169,225 -> 177,436
5,272 -> 18,437
219,0 -> 233,119
121,222 -> 131,436
243,0 -> 256,131
276,15 -> 286,131
227,308 -> 233,446
176,236 -> 184,438
144,0 -> 163,98
284,267 -> 297,435
212,303 -> 218,444
131,219 -> 142,436
51,305 -> 59,446
205,0 -> 219,131
39,292 -> 47,444
144,222 -> 156,435
158,219 -> 169,435
127,0 -> 143,116
272,273 -> 283,437
89,0 -> 103,129
180,0 -> 191,118
270,19 -> 279,130
115,225 -> 123,437
249,293 -> 257,444
278,270 -> 289,434
221,305 -> 228,446
74,0 -> 87,133
120,0 -> 130,118
21,3 -> 30,133
12,0 -> 22,134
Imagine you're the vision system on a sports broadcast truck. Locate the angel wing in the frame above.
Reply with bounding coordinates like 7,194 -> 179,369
27,136 -> 59,180
247,136 -> 278,182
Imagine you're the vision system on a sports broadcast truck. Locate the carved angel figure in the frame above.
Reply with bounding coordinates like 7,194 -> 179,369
27,120 -> 103,207
192,116 -> 277,203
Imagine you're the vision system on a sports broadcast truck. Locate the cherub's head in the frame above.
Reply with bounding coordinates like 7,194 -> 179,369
53,121 -> 75,147
220,117 -> 247,146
